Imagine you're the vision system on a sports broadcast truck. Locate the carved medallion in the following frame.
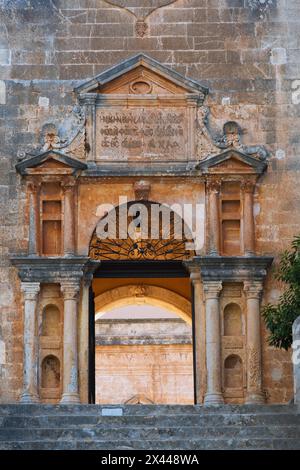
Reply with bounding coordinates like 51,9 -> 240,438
130,80 -> 152,94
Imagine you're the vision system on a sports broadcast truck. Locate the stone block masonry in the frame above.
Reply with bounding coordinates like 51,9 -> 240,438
0,0 -> 299,406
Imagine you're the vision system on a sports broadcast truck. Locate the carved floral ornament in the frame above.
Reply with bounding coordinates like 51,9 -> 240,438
17,106 -> 86,163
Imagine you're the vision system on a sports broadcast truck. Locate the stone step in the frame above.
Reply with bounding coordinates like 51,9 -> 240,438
0,404 -> 295,416
1,404 -> 299,450
0,438 -> 299,450
1,413 -> 299,427
0,425 -> 299,441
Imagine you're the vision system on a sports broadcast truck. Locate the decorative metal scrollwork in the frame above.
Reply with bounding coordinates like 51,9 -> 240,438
89,201 -> 194,261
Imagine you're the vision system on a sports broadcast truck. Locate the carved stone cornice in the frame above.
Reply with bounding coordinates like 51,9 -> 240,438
15,150 -> 87,177
188,256 -> 273,282
20,282 -> 40,301
78,93 -> 98,106
74,53 -> 208,99
11,256 -> 90,283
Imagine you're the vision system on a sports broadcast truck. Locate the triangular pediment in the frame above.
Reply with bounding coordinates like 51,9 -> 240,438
74,53 -> 208,97
16,150 -> 87,176
198,149 -> 267,175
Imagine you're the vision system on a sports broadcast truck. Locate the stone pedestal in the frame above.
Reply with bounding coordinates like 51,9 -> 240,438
20,282 -> 40,403
60,280 -> 81,404
203,281 -> 224,405
244,281 -> 265,404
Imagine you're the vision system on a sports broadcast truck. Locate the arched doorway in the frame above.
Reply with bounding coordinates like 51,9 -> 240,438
88,200 -> 196,404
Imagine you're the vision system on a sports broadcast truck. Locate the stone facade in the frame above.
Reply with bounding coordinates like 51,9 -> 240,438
0,0 -> 299,405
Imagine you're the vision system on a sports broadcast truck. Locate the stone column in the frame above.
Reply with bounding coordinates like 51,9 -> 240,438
292,316 -> 300,405
60,280 -> 81,404
203,281 -> 224,405
27,181 -> 40,256
20,282 -> 40,403
244,281 -> 265,404
190,269 -> 206,404
242,180 -> 255,256
207,179 -> 221,255
78,273 -> 93,403
62,182 -> 75,256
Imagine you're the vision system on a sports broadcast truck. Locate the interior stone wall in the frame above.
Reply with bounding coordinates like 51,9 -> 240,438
95,343 -> 194,405
0,0 -> 299,402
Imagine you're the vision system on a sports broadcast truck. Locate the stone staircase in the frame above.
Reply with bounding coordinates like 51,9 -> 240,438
0,404 -> 299,450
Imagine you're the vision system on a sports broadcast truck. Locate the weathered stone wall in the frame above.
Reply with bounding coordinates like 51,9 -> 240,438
0,0 -> 300,402
95,343 -> 194,405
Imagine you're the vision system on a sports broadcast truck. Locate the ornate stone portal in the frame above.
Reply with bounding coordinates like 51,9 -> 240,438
12,54 -> 273,405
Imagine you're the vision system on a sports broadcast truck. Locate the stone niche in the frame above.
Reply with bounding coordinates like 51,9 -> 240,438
221,283 -> 246,403
39,284 -> 63,403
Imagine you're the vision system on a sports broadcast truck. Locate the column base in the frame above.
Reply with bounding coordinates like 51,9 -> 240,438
245,392 -> 265,405
20,391 -> 39,403
244,251 -> 255,257
204,392 -> 224,405
60,392 -> 81,404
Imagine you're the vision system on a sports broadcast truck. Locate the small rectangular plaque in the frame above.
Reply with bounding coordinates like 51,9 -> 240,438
101,407 -> 123,416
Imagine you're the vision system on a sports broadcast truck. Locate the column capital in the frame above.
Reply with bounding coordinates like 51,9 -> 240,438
203,281 -> 222,299
243,280 -> 263,299
61,280 -> 80,300
185,264 -> 201,285
206,178 -> 222,193
21,282 -> 40,300
78,93 -> 98,106
61,178 -> 76,193
241,179 -> 256,193
190,271 -> 201,286
27,180 -> 41,194
83,272 -> 94,288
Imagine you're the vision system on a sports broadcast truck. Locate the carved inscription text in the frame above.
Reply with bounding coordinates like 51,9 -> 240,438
96,108 -> 187,161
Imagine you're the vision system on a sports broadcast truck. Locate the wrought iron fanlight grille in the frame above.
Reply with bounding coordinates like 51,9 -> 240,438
89,201 -> 195,261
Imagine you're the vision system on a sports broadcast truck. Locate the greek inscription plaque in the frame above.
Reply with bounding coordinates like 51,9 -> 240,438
96,108 -> 188,161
